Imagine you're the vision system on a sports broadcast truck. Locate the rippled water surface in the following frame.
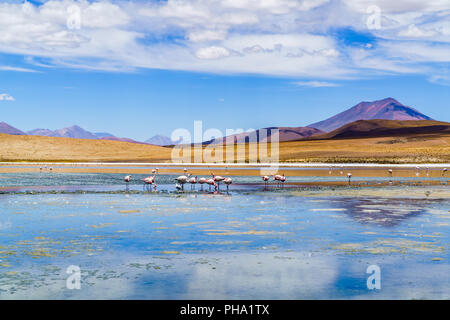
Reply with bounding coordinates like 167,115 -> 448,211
0,172 -> 449,299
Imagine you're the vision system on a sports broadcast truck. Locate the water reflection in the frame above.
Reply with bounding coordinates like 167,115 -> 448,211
0,177 -> 448,299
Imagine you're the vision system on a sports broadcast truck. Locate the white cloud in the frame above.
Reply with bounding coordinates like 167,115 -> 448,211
0,93 -> 15,101
295,81 -> 338,87
0,0 -> 448,79
428,74 -> 450,86
398,24 -> 437,38
188,29 -> 227,42
195,46 -> 231,59
0,65 -> 37,72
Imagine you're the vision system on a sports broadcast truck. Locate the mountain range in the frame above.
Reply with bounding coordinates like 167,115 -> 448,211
0,98 -> 441,144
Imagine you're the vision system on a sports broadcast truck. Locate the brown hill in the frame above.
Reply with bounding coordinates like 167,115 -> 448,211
309,98 -> 432,132
0,133 -> 172,162
310,119 -> 450,140
203,126 -> 324,145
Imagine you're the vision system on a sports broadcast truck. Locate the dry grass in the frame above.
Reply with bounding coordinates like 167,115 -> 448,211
277,134 -> 450,163
1,132 -> 449,163
174,133 -> 450,164
0,133 -> 172,162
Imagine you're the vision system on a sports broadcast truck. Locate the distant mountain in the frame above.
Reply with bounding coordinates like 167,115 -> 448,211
309,98 -> 432,132
26,125 -> 152,145
100,136 -> 151,145
27,125 -> 98,139
310,119 -> 450,140
145,135 -> 182,146
94,132 -> 115,139
203,126 -> 324,145
27,128 -> 60,137
53,125 -> 98,139
0,122 -> 25,135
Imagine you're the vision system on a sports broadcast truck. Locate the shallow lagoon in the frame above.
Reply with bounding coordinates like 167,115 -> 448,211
0,172 -> 449,299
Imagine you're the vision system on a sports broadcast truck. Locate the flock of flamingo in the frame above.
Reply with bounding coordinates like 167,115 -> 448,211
123,168 -> 289,192
123,166 -> 449,191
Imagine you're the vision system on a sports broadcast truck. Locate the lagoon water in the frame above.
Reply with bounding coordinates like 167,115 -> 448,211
0,172 -> 449,299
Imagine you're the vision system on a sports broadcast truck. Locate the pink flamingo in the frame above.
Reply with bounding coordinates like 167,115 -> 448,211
206,178 -> 217,191
175,171 -> 188,191
280,174 -> 286,187
262,175 -> 269,188
124,175 -> 131,190
223,177 -> 232,192
273,174 -> 283,187
188,176 -> 198,189
212,173 -> 225,190
198,177 -> 207,190
142,175 -> 156,191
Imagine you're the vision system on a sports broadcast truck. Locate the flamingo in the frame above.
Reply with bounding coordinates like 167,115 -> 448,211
175,174 -> 188,191
124,175 -> 131,190
142,175 -> 156,191
206,178 -> 217,191
273,174 -> 283,187
347,173 -> 352,185
188,176 -> 198,189
280,174 -> 286,187
262,175 -> 269,188
212,173 -> 225,190
198,177 -> 207,190
223,177 -> 232,192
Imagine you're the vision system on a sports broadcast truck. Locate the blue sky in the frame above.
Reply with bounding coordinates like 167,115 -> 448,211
0,0 -> 449,141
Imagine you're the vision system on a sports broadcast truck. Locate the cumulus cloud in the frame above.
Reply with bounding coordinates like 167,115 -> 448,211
0,93 -> 15,101
0,0 -> 448,78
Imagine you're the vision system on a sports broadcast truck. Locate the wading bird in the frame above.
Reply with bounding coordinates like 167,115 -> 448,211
212,174 -> 225,190
280,174 -> 286,187
124,175 -> 131,190
273,174 -> 283,187
142,176 -> 156,191
206,178 -> 217,191
443,168 -> 448,177
188,176 -> 198,189
175,175 -> 188,191
347,173 -> 352,184
223,177 -> 232,192
198,177 -> 207,190
388,169 -> 393,177
262,175 -> 269,188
